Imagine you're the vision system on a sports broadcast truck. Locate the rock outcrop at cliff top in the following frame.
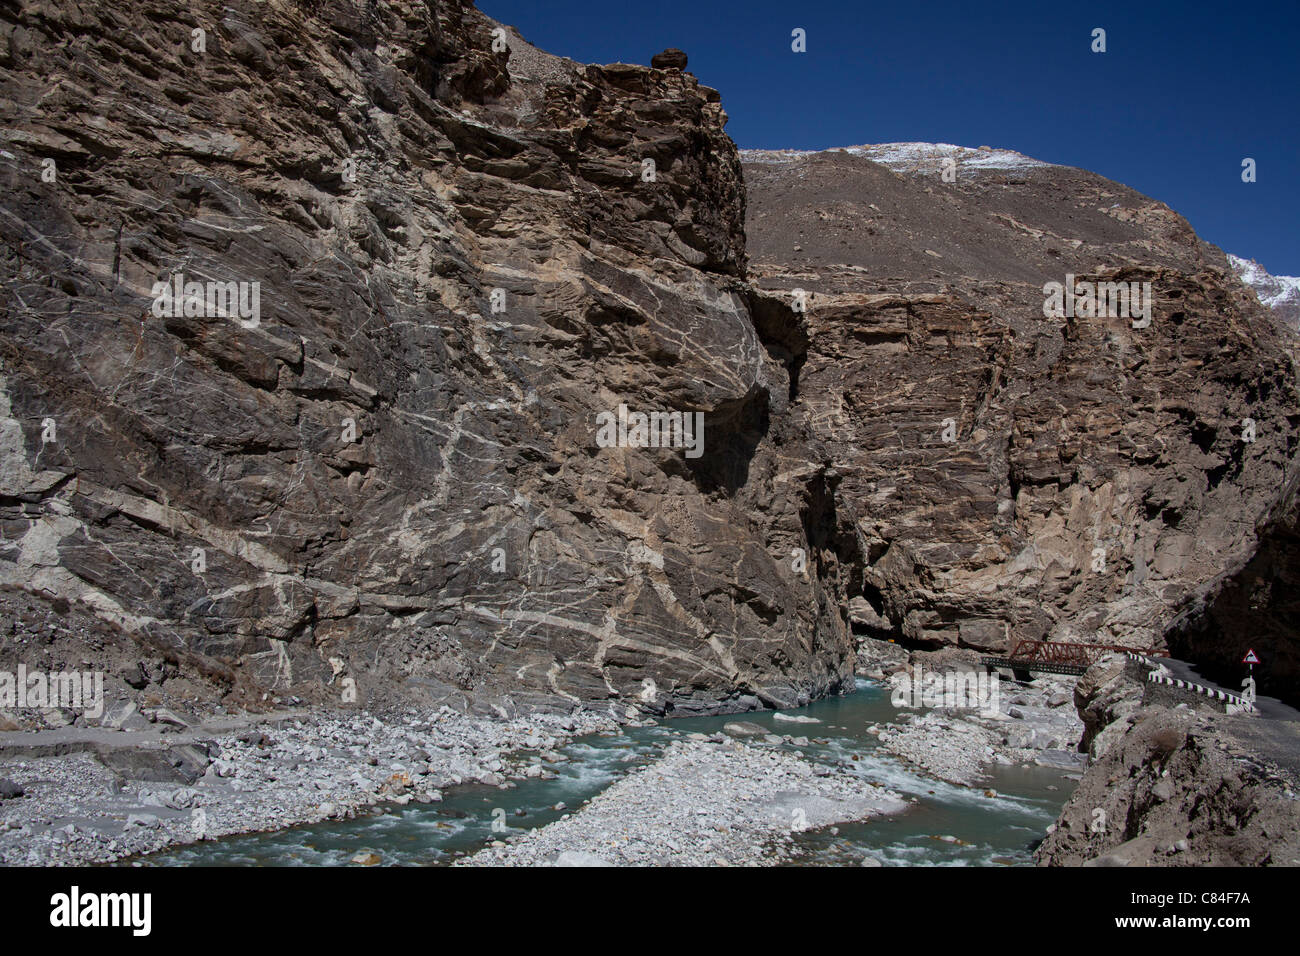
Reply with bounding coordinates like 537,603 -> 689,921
743,144 -> 1299,676
650,49 -> 688,71
1,3 -> 1296,721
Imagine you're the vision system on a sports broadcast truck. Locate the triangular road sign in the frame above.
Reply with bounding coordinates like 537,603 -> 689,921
1243,649 -> 1260,665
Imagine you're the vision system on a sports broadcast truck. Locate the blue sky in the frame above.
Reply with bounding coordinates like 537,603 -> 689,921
480,0 -> 1299,275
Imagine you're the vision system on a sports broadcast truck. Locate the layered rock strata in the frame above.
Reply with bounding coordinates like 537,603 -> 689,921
743,146 -> 1300,673
0,0 -> 855,718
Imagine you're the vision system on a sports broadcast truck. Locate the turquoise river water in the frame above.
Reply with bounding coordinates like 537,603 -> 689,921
135,679 -> 1076,866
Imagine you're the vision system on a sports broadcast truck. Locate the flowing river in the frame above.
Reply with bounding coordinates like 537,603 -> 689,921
136,679 -> 1076,866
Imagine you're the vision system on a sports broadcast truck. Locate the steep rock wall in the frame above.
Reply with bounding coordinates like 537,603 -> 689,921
0,0 -> 854,717
744,149 -> 1300,673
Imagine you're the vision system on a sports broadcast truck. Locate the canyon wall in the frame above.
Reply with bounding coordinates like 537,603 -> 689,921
0,0 -> 855,718
743,146 -> 1300,674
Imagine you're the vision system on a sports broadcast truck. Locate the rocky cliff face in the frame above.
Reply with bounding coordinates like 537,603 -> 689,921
743,145 -> 1300,672
0,0 -> 856,719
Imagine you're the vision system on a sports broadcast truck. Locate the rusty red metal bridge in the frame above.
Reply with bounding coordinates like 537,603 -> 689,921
981,640 -> 1169,677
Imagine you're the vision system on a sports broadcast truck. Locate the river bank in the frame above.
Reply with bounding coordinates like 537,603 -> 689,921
440,662 -> 1090,867
0,706 -> 617,865
0,673 -> 1083,866
870,672 -> 1087,784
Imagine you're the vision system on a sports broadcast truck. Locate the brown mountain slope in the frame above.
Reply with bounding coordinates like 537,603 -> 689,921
743,146 -> 1300,681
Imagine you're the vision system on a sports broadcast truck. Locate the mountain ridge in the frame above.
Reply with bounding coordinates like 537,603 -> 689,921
743,141 -> 1299,334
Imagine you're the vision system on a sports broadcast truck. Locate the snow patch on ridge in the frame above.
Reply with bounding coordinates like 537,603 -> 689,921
1228,254 -> 1300,331
740,142 -> 1056,174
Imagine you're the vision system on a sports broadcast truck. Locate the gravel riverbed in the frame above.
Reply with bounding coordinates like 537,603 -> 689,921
0,706 -> 616,865
0,668 -> 1088,865
462,734 -> 909,866
870,672 -> 1088,785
